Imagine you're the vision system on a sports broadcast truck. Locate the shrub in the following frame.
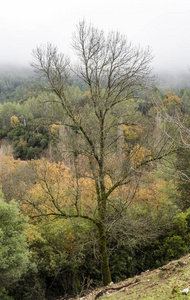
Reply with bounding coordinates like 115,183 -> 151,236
0,192 -> 29,295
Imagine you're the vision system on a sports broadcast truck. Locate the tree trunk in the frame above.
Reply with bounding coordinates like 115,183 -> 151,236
98,224 -> 112,285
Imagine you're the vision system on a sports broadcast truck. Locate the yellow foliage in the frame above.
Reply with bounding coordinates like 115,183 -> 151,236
25,224 -> 45,243
10,115 -> 20,128
0,154 -> 29,202
22,159 -> 74,217
19,138 -> 27,150
0,153 -> 24,181
50,124 -> 60,137
130,145 -> 151,167
134,175 -> 177,209
82,90 -> 91,101
0,154 -> 98,218
79,177 -> 97,214
123,125 -> 142,140
163,91 -> 181,107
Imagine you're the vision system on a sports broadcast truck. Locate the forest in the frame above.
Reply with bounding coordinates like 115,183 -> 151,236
1,22 -> 190,300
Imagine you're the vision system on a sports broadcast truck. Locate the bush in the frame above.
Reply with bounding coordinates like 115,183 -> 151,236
40,138 -> 48,149
109,207 -> 190,281
26,146 -> 38,159
0,192 -> 29,294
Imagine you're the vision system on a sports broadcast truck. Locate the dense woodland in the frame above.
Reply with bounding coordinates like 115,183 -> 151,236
1,22 -> 190,300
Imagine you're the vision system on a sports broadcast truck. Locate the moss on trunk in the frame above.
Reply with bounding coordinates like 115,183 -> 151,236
98,224 -> 112,285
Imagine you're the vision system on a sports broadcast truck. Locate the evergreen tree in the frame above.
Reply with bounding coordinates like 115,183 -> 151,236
0,192 -> 29,295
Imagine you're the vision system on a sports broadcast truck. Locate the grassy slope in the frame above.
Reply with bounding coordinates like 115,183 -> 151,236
99,254 -> 190,300
70,254 -> 190,300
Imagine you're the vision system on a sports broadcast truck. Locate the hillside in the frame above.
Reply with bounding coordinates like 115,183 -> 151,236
67,254 -> 190,300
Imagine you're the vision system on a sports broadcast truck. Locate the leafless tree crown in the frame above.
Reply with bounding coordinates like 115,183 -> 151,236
72,21 -> 153,108
31,43 -> 70,96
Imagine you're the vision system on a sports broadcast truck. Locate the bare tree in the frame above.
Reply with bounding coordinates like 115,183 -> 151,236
151,90 -> 190,210
152,90 -> 190,147
31,21 -> 173,285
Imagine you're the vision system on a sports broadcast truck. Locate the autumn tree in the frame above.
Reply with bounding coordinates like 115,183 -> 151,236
10,115 -> 20,128
31,21 -> 174,285
163,91 -> 181,116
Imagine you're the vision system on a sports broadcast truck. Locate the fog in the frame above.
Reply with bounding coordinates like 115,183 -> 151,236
1,0 -> 190,74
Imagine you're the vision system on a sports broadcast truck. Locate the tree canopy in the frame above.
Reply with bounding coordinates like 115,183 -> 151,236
0,192 -> 29,296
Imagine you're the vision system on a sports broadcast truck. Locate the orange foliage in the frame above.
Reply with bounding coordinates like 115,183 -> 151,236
0,154 -> 98,218
19,138 -> 27,150
50,123 -> 60,137
82,90 -> 91,101
0,154 -> 27,201
22,159 -> 74,217
10,115 -> 20,128
163,91 -> 181,107
129,145 -> 151,167
134,174 -> 176,209
79,176 -> 97,214
1,153 -> 169,223
123,125 -> 142,140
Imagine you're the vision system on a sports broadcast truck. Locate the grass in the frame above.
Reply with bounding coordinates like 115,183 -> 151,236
98,254 -> 190,300
70,254 -> 190,300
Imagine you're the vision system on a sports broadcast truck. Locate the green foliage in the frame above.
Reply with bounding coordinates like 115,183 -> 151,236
107,205 -> 190,283
139,210 -> 190,270
2,71 -> 190,297
0,89 -> 81,159
176,147 -> 190,210
0,288 -> 14,300
0,71 -> 33,104
9,218 -> 101,298
0,192 -> 29,295
0,102 -> 18,130
137,98 -> 153,116
181,89 -> 190,113
7,120 -> 50,160
8,268 -> 45,300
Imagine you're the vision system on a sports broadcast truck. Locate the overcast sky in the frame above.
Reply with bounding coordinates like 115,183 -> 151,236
1,0 -> 190,73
